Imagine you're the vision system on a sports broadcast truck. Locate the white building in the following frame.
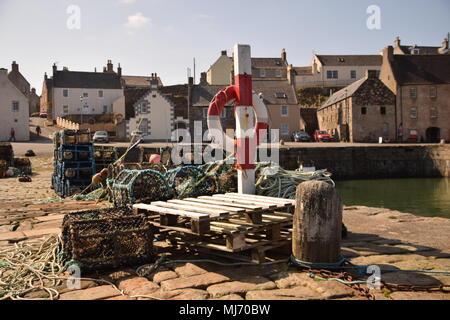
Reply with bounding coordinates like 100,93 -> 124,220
41,62 -> 125,121
0,68 -> 30,141
294,55 -> 382,88
125,76 -> 174,141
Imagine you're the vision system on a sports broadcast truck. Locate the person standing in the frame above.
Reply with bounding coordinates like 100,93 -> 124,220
9,128 -> 16,142
36,125 -> 41,137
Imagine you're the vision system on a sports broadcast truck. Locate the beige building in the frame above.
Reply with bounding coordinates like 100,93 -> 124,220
294,55 -> 382,88
204,49 -> 301,140
380,46 -> 450,142
318,71 -> 396,143
393,36 -> 449,55
0,68 -> 30,141
124,75 -> 174,141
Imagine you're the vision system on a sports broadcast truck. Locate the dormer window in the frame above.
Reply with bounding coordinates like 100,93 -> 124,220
260,69 -> 266,77
275,92 -> 287,99
412,48 -> 420,55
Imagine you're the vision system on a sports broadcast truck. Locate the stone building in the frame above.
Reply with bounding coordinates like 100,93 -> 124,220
0,68 -> 30,141
393,36 -> 449,55
29,88 -> 40,115
318,71 -> 396,142
124,75 -> 175,142
380,46 -> 450,142
7,61 -> 39,115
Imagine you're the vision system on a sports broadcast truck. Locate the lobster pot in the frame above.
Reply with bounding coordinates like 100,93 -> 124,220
166,166 -> 217,199
0,143 -> 14,166
57,129 -> 91,146
93,145 -> 118,173
13,157 -> 32,175
62,207 -> 154,271
110,169 -> 173,207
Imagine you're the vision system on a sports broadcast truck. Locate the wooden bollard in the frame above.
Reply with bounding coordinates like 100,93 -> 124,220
292,181 -> 343,263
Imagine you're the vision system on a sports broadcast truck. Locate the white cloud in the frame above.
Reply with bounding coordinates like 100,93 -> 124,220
124,12 -> 150,29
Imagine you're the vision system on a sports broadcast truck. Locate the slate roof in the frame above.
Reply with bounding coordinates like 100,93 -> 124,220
316,55 -> 382,66
252,80 -> 298,105
124,88 -> 150,119
191,85 -> 235,107
319,77 -> 366,110
122,75 -> 163,88
53,71 -> 122,89
391,54 -> 450,85
293,66 -> 313,75
251,58 -> 286,68
397,45 -> 440,55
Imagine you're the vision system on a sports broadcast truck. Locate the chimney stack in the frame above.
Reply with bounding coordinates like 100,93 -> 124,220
11,61 -> 19,72
188,76 -> 194,86
200,72 -> 207,85
281,48 -> 287,62
52,63 -> 57,76
221,50 -> 227,56
394,36 -> 401,48
117,63 -> 122,77
106,60 -> 113,72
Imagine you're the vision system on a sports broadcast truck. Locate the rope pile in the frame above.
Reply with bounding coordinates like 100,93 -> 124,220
255,163 -> 335,199
0,235 -> 65,300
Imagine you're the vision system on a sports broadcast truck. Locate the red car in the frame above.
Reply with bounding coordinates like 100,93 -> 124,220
313,130 -> 332,142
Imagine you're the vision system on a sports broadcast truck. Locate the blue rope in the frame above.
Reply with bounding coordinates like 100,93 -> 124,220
290,255 -> 450,276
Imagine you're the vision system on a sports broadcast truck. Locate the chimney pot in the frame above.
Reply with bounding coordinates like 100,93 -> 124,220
221,50 -> 227,56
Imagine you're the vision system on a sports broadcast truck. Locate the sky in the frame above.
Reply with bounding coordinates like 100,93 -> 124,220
0,0 -> 449,94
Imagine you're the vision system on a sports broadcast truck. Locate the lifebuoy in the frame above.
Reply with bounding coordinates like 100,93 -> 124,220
207,86 -> 269,153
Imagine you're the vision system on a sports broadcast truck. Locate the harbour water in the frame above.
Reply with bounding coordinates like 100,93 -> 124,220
335,178 -> 450,219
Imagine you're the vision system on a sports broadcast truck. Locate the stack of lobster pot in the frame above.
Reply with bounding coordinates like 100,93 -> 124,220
51,129 -> 95,197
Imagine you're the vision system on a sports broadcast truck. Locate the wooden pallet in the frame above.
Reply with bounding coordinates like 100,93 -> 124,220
134,193 -> 295,261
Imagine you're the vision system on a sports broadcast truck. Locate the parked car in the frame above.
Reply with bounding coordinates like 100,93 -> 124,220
93,131 -> 109,143
292,131 -> 311,142
313,130 -> 332,142
39,111 -> 48,118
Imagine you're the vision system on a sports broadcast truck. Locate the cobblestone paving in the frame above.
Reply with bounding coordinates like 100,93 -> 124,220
0,157 -> 449,300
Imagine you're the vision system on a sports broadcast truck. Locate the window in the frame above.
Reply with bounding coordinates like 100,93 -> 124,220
380,106 -> 386,115
275,92 -> 287,99
63,105 -> 69,114
430,107 -> 438,119
141,119 -> 149,136
430,87 -> 437,98
409,88 -> 417,99
280,124 -> 289,135
141,103 -> 148,114
260,69 -> 266,77
83,92 -> 88,98
350,70 -> 356,79
98,90 -> 104,98
12,101 -> 19,112
327,70 -> 338,79
412,48 -> 420,55
220,108 -> 227,118
63,89 -> 69,97
103,105 -> 108,114
410,107 -> 418,119
281,105 -> 288,117
361,107 -> 367,115
276,69 -> 282,77
202,108 -> 208,118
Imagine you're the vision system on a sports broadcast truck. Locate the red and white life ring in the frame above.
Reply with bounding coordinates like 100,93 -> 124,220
207,86 -> 269,153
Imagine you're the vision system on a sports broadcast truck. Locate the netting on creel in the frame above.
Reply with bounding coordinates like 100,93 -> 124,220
109,169 -> 174,207
62,206 -> 154,271
166,166 -> 215,199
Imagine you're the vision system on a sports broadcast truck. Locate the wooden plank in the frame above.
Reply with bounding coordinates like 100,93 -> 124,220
133,203 -> 209,219
209,195 -> 278,209
151,201 -> 228,217
222,193 -> 294,206
168,199 -> 245,214
189,197 -> 262,211
227,193 -> 296,205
